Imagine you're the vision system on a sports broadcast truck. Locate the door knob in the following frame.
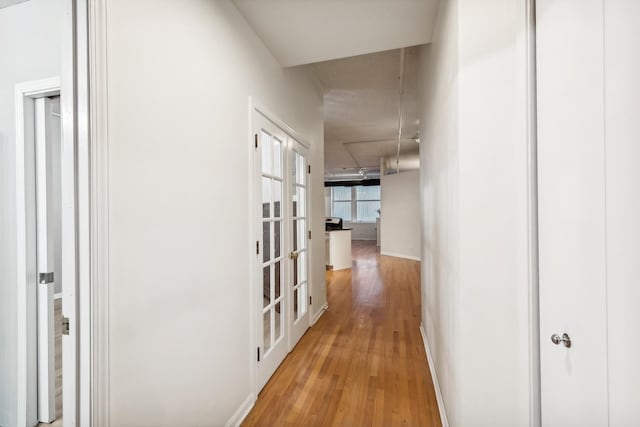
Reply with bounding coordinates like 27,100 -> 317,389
289,252 -> 299,260
551,333 -> 571,348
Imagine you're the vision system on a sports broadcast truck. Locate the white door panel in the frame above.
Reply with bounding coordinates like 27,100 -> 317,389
255,113 -> 289,391
289,141 -> 310,346
537,1 -> 608,425
604,1 -> 640,424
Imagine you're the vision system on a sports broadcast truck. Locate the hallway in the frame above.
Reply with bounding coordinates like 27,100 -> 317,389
243,241 -> 440,426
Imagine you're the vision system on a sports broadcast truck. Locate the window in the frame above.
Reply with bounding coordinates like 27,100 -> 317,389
356,186 -> 380,222
331,185 -> 380,223
331,186 -> 352,221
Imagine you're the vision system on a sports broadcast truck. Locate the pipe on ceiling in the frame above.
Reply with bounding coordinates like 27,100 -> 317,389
396,48 -> 406,175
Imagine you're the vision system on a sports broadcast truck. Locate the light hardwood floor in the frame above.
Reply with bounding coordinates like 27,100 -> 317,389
242,240 -> 440,426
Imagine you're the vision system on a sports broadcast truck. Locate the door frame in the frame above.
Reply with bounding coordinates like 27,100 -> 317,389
15,77 -> 61,427
248,98 -> 314,399
15,0 -> 92,425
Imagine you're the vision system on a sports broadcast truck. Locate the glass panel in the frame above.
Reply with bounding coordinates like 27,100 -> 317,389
300,283 -> 308,317
291,150 -> 297,182
356,201 -> 381,222
262,222 -> 270,262
298,251 -> 306,282
297,220 -> 306,251
273,138 -> 282,178
293,252 -> 299,285
262,177 -> 271,218
332,186 -> 351,201
274,302 -> 282,341
296,152 -> 305,184
263,310 -> 272,352
261,131 -> 272,174
293,219 -> 298,251
297,187 -> 306,217
332,201 -> 352,221
274,261 -> 281,299
262,266 -> 270,308
355,185 -> 380,200
292,189 -> 297,217
273,180 -> 282,218
274,221 -> 281,258
293,288 -> 299,321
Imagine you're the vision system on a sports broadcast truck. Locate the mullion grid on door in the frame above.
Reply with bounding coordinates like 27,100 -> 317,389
291,150 -> 308,322
260,130 -> 285,357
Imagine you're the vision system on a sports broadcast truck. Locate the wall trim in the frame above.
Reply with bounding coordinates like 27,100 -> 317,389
380,251 -> 421,262
419,323 -> 449,427
525,0 -> 541,426
311,302 -> 329,326
224,393 -> 255,427
88,0 -> 111,425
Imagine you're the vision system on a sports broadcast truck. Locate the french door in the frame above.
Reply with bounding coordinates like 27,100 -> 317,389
254,110 -> 311,391
289,140 -> 310,345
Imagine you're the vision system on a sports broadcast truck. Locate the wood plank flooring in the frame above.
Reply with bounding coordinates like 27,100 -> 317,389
242,240 -> 440,427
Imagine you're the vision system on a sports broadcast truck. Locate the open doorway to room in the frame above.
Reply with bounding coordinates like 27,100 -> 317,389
2,0 -> 91,426
321,47 -> 423,267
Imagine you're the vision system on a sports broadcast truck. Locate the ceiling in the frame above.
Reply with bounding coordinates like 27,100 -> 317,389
233,0 -> 439,67
310,46 -> 423,180
0,0 -> 30,8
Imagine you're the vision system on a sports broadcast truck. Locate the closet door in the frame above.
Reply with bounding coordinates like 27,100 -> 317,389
254,113 -> 288,391
537,1 -> 609,425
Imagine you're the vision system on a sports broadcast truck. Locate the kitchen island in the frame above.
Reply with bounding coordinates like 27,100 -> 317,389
325,228 -> 352,270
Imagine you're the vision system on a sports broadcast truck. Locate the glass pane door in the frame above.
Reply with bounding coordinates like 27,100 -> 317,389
289,141 -> 310,344
255,113 -> 288,391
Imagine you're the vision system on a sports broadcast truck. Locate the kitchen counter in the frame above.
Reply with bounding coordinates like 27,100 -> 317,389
325,229 -> 352,270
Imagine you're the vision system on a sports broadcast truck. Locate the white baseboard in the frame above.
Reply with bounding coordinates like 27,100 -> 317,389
225,393 -> 255,427
419,323 -> 449,427
380,251 -> 421,262
311,302 -> 329,326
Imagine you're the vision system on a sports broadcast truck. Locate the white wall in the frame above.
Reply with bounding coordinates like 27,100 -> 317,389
103,1 -> 324,425
418,1 -> 460,424
344,222 -> 376,241
419,0 -> 532,425
380,170 -> 421,260
0,1 -> 63,425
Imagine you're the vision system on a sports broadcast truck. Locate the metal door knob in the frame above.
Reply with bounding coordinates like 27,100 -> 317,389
551,333 -> 571,348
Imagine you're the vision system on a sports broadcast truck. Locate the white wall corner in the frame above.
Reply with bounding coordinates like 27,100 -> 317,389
419,323 -> 450,427
311,302 -> 329,326
224,393 -> 255,427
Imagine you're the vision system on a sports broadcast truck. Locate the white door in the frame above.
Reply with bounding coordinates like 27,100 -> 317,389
35,96 -> 61,424
537,1 -> 640,425
255,113 -> 289,390
288,140 -> 310,345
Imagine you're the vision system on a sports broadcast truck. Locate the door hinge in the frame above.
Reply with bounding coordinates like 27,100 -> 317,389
308,164 -> 311,174
257,347 -> 261,362
309,296 -> 312,305
256,240 -> 260,255
254,134 -> 258,149
62,317 -> 70,336
308,230 -> 311,240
